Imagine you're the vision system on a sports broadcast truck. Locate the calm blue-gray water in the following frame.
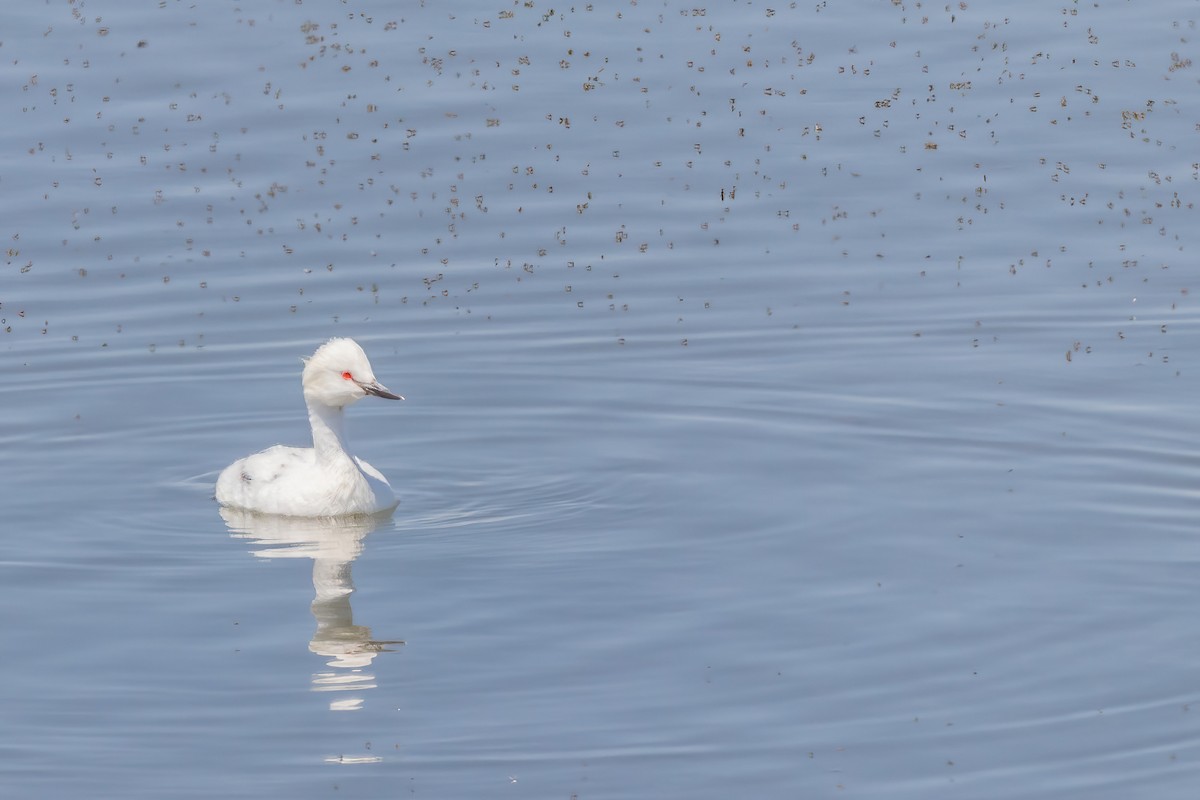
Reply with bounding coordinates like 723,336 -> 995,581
3,2 -> 1200,797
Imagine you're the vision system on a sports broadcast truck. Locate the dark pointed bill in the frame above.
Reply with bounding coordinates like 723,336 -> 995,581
359,380 -> 404,400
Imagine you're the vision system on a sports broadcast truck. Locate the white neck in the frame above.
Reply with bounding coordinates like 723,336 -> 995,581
307,400 -> 352,464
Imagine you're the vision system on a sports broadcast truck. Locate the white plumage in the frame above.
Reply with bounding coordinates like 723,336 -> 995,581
215,338 -> 403,517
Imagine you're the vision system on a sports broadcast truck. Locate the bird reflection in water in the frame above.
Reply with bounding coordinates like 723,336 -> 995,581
219,508 -> 404,711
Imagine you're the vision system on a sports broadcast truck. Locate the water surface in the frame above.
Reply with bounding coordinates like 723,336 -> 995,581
3,2 -> 1200,798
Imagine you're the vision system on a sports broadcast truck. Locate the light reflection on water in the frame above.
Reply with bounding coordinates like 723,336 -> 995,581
220,508 -> 404,712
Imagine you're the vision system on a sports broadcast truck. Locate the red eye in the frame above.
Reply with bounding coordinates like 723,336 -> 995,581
342,371 -> 353,380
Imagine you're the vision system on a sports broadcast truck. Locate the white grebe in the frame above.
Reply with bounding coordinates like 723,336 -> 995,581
215,338 -> 403,517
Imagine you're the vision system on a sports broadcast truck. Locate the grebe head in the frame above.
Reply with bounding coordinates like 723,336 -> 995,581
301,337 -> 403,408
